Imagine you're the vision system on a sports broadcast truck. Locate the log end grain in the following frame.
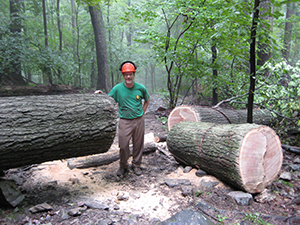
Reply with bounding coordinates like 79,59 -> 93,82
239,126 -> 283,193
167,106 -> 198,131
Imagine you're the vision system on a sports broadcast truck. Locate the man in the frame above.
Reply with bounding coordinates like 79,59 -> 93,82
95,61 -> 150,177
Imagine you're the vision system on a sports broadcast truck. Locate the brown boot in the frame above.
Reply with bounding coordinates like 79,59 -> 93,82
117,167 -> 128,177
132,166 -> 142,176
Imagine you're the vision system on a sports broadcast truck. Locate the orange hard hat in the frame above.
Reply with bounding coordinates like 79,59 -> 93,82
120,62 -> 136,74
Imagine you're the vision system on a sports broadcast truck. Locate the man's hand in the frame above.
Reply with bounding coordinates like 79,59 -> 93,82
94,90 -> 103,94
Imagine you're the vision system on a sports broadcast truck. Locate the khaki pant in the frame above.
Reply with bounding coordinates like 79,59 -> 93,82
118,115 -> 145,169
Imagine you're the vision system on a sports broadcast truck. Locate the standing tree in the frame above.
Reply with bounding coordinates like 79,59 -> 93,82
42,0 -> 53,84
89,4 -> 110,92
282,1 -> 295,64
56,0 -> 62,81
211,40 -> 218,105
6,0 -> 26,85
247,0 -> 260,123
257,0 -> 272,74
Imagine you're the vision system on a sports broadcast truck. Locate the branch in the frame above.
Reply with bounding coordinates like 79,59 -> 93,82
213,71 -> 273,108
212,93 -> 248,108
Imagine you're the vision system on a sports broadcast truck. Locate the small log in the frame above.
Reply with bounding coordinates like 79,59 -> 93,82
67,141 -> 158,169
0,94 -> 118,171
282,144 -> 300,155
167,105 -> 275,130
154,136 -> 167,143
167,121 -> 283,194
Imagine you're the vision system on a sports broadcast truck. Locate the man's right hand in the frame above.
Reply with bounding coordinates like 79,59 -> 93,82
94,90 -> 103,94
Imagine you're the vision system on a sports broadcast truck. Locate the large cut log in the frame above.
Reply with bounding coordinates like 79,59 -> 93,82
167,121 -> 282,193
167,105 -> 275,130
0,94 -> 118,171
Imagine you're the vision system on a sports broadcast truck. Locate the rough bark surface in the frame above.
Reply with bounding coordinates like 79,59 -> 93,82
168,105 -> 275,131
167,121 -> 282,193
0,94 -> 118,171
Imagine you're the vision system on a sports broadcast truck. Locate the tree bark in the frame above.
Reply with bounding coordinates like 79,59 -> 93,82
211,42 -> 218,105
7,0 -> 26,86
247,0 -> 260,123
0,94 -> 118,171
89,4 -> 110,93
56,0 -> 62,81
167,105 -> 275,131
167,121 -> 282,193
282,1 -> 294,63
257,0 -> 272,70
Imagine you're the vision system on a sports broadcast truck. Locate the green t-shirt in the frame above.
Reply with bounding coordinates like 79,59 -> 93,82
108,82 -> 150,119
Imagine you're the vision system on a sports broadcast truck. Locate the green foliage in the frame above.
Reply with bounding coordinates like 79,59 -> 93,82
254,60 -> 300,144
157,116 -> 168,124
216,215 -> 228,225
242,212 -> 272,225
256,60 -> 300,120
281,180 -> 293,188
1,0 -> 300,109
195,190 -> 203,197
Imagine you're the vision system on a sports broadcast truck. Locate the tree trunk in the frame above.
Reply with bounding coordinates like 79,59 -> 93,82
282,1 -> 294,63
167,105 -> 275,131
56,0 -> 62,81
167,121 -> 282,194
89,4 -> 110,93
211,42 -> 218,105
8,0 -> 26,86
247,0 -> 260,123
0,94 -> 118,171
106,0 -> 115,88
42,0 -> 52,85
257,0 -> 272,70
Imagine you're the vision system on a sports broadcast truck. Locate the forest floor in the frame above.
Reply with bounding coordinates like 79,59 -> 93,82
0,91 -> 300,225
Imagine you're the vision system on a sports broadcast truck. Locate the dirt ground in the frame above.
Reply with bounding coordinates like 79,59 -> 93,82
0,94 -> 300,225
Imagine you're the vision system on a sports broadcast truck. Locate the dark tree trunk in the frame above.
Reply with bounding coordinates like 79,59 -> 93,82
56,0 -> 62,81
167,121 -> 282,194
211,42 -> 218,105
0,94 -> 118,171
89,5 -> 110,93
167,105 -> 275,131
247,0 -> 260,123
42,0 -> 52,84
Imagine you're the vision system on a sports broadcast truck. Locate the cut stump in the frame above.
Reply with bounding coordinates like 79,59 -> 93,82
167,121 -> 283,193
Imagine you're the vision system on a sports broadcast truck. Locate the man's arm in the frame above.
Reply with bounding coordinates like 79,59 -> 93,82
143,96 -> 150,113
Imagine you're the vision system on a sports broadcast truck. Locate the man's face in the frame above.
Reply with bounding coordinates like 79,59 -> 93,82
123,72 -> 135,85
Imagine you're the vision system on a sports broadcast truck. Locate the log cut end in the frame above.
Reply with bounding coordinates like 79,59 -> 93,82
167,106 -> 198,131
239,126 -> 283,193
